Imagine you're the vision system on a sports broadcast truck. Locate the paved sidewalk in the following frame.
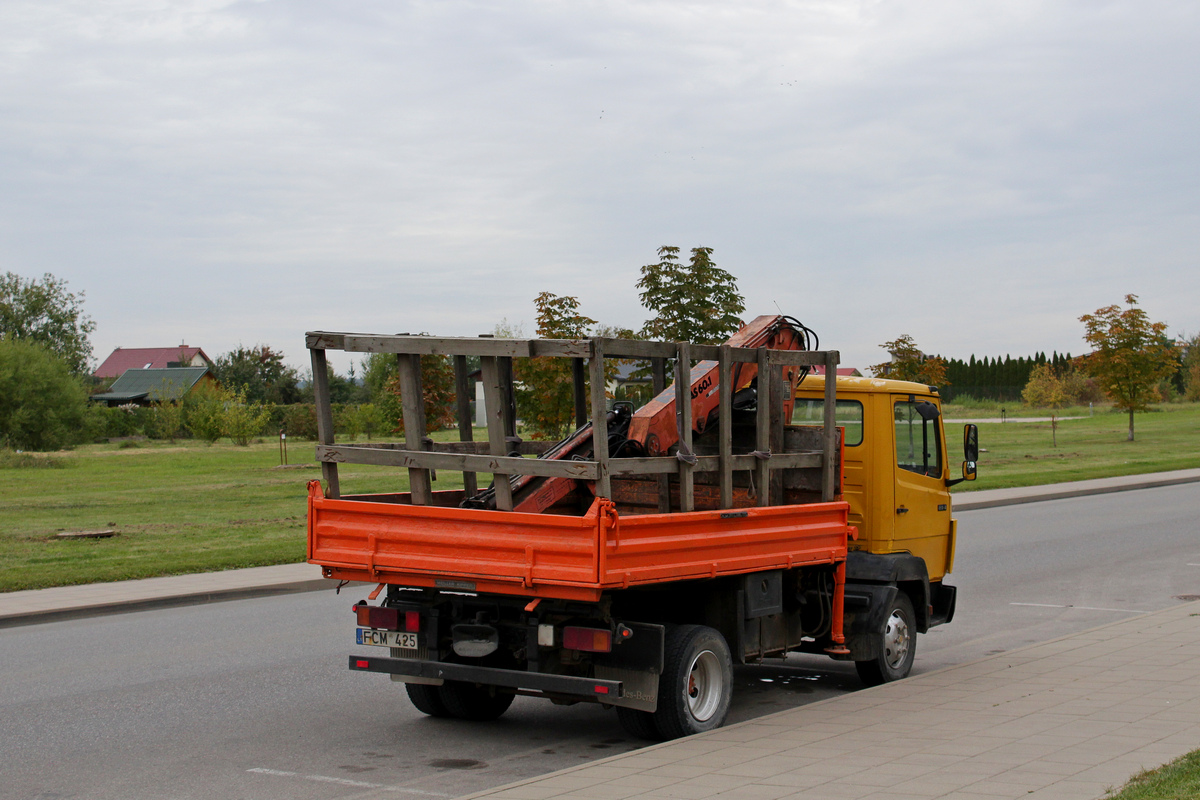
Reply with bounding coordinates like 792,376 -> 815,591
0,562 -> 328,628
456,602 -> 1200,800
953,467 -> 1200,511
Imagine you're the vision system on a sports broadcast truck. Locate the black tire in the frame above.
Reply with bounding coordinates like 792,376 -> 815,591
652,625 -> 733,740
406,683 -> 450,717
438,681 -> 515,721
855,592 -> 916,687
616,707 -> 662,741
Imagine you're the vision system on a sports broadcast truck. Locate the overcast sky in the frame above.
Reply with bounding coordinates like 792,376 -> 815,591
2,1 -> 1197,375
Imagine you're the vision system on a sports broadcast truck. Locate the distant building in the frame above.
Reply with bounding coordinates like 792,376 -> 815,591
95,345 -> 213,379
91,367 -> 215,407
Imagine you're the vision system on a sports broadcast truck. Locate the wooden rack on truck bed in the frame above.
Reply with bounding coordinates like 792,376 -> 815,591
306,319 -> 952,740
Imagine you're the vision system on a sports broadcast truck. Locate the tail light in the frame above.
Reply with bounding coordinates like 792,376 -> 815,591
563,626 -> 612,653
354,604 -> 420,632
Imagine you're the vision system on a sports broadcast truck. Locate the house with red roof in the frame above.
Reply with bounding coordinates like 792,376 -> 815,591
95,345 -> 214,379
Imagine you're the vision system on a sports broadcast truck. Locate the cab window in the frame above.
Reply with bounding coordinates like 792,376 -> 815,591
791,399 -> 864,446
894,401 -> 941,477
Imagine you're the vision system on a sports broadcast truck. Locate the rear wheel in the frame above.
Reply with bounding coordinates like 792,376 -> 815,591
616,707 -> 662,740
405,683 -> 449,717
652,625 -> 733,740
855,592 -> 916,687
438,681 -> 515,721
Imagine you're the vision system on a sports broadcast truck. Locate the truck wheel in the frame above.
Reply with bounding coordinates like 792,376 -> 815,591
855,592 -> 916,687
616,707 -> 662,741
652,625 -> 733,740
405,683 -> 449,717
438,682 -> 515,721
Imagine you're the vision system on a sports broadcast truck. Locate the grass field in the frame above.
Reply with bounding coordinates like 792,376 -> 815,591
1105,749 -> 1200,799
3,403 -> 1199,592
948,402 -> 1200,492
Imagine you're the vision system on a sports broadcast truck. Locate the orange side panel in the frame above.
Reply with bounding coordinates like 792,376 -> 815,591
307,481 -> 849,602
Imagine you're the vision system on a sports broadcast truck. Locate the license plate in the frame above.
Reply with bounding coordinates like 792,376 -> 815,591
356,628 -> 419,649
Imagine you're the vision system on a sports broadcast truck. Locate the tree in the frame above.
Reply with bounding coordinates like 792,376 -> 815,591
1180,333 -> 1200,402
379,355 -> 456,435
638,246 -> 745,344
212,345 -> 301,405
0,338 -> 89,450
184,382 -> 227,443
0,272 -> 96,374
1078,294 -> 1176,441
514,292 -> 598,439
148,383 -> 185,442
1022,364 -> 1066,408
869,335 -> 949,386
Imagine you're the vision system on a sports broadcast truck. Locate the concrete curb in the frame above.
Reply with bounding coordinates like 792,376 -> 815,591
953,470 -> 1200,511
0,578 -> 335,629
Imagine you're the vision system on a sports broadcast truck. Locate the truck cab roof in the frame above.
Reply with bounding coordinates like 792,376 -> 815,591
796,374 -> 941,398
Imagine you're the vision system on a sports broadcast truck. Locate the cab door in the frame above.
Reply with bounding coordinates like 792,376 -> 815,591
890,396 -> 952,580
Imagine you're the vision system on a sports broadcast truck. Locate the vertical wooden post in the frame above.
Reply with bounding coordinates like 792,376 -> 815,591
769,363 -> 786,506
397,353 -> 432,505
572,358 -> 587,429
310,348 -> 340,498
755,348 -> 771,507
588,341 -> 611,499
480,356 -> 514,511
500,357 -> 517,441
676,343 -> 694,513
453,355 -> 477,497
652,356 -> 669,512
718,344 -> 733,510
651,358 -> 666,395
822,350 -> 840,502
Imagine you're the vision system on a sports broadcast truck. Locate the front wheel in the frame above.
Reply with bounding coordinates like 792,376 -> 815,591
652,625 -> 733,739
855,592 -> 916,687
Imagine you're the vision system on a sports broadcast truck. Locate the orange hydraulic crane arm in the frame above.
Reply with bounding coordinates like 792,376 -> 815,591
461,314 -> 817,513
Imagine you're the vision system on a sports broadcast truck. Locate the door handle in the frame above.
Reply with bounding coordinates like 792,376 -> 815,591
896,506 -> 909,515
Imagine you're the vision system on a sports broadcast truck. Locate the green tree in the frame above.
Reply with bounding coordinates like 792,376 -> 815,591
184,382 -> 227,443
148,383 -> 185,442
1078,294 -> 1176,441
514,292 -> 598,439
1180,333 -> 1200,402
0,272 -> 96,374
869,335 -> 950,386
212,345 -> 301,405
0,338 -> 89,450
379,355 -> 456,435
222,385 -> 274,446
638,246 -> 745,344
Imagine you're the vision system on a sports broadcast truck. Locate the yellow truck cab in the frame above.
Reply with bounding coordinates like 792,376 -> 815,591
794,374 -> 977,684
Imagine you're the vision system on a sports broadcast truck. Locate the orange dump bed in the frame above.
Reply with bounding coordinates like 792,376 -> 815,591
307,482 -> 850,602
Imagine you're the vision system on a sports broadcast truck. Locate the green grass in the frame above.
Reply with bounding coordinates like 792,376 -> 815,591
950,402 -> 1200,493
0,433 -> 464,593
1105,749 -> 1200,799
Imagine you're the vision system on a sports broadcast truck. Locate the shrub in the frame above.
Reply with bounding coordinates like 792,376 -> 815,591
0,337 -> 89,450
281,404 -> 319,440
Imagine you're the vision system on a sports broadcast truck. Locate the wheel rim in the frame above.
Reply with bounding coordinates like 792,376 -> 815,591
684,649 -> 723,722
883,607 -> 911,670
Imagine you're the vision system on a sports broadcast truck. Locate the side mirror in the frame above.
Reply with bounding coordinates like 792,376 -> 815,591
962,424 -> 978,482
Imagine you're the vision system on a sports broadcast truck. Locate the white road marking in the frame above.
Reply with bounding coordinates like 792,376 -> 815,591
247,767 -> 448,796
1187,563 -> 1200,566
1010,602 -> 1148,614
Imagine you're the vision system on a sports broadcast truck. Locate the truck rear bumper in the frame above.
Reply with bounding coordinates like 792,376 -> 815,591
348,655 -> 623,700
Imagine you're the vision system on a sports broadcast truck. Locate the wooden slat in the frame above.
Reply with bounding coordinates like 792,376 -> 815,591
397,353 -> 432,505
452,355 -> 477,497
766,350 -> 830,367
316,445 -> 599,479
500,357 -> 517,441
331,335 -> 592,358
822,350 -> 840,502
326,440 -> 553,456
572,358 -> 586,428
718,344 -> 733,509
309,348 -> 340,498
769,363 -> 786,505
306,332 -> 348,350
756,348 -> 771,508
589,342 -> 611,498
607,453 -> 820,476
676,342 -> 694,512
480,356 -> 514,510
652,356 -> 670,513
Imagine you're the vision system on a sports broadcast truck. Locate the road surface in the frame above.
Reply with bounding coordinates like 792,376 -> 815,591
2,483 -> 1197,800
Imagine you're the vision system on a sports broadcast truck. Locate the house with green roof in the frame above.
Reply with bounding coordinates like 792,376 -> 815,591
91,367 -> 214,407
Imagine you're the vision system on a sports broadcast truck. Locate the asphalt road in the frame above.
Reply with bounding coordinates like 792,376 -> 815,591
2,483 -> 1198,800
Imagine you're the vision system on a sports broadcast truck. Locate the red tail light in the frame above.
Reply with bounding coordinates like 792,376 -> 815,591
354,605 -> 420,632
563,627 -> 612,653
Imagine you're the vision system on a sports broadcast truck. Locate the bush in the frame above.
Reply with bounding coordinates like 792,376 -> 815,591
0,338 -> 89,450
222,386 -> 274,446
281,404 -> 319,440
185,382 -> 226,443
